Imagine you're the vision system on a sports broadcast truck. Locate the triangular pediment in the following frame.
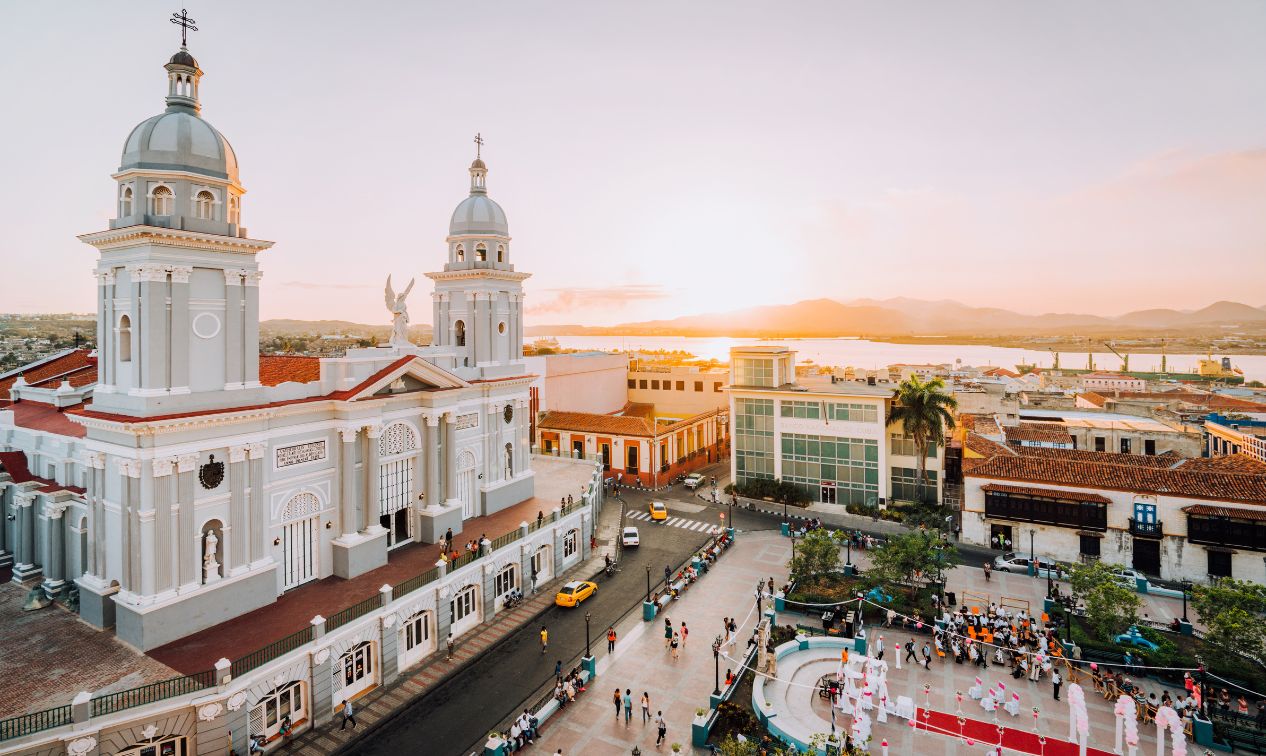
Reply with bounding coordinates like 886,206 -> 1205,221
346,357 -> 469,401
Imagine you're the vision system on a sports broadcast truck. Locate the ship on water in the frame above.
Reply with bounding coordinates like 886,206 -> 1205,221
1017,350 -> 1244,385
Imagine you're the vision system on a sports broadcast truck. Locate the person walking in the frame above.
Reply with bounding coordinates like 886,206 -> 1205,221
904,639 -> 917,663
623,689 -> 633,725
339,699 -> 356,730
613,688 -> 622,720
671,632 -> 681,660
664,617 -> 673,648
664,564 -> 672,585
1052,669 -> 1063,701
641,692 -> 651,724
540,626 -> 549,655
655,711 -> 667,746
922,642 -> 932,670
446,632 -> 454,661
554,659 -> 563,679
680,621 -> 689,647
983,562 -> 992,582
607,626 -> 617,653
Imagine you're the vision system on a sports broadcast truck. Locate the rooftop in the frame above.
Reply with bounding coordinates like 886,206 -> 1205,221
732,375 -> 893,398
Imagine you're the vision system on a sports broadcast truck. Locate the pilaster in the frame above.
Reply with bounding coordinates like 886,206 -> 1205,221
152,456 -> 176,593
228,445 -> 248,572
338,427 -> 359,536
169,265 -> 192,392
243,271 -> 262,386
176,454 -> 198,588
247,443 -> 267,564
223,269 -> 244,389
363,425 -> 383,534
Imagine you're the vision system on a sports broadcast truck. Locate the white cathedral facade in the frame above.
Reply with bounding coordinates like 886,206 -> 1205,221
0,44 -> 536,651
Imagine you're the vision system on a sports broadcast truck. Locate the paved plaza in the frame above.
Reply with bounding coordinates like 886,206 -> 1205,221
523,531 -> 1195,755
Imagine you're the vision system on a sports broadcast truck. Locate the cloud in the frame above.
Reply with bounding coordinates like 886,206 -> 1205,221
527,284 -> 674,316
280,281 -> 374,291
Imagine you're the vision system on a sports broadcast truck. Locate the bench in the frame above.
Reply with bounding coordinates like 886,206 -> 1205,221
1222,727 -> 1266,754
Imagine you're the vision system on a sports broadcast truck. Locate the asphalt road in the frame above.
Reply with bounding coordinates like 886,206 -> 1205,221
345,493 -> 721,756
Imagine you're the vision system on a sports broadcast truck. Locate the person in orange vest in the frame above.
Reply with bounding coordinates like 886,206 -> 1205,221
607,626 -> 617,653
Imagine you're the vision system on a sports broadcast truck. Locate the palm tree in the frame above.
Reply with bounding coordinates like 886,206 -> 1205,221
887,375 -> 958,503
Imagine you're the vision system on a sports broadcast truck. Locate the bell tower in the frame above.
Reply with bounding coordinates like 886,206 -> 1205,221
427,138 -> 530,378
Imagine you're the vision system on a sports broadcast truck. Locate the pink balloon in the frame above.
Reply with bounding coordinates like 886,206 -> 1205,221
908,719 -> 916,728
917,622 -> 923,629
967,740 -> 975,746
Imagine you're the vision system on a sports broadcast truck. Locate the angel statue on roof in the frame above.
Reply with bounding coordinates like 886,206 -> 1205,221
384,275 -> 416,347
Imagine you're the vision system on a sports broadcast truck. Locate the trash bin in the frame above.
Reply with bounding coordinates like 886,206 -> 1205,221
946,591 -> 957,607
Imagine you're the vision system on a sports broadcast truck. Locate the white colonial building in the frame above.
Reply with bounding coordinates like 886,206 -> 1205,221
0,42 -> 539,652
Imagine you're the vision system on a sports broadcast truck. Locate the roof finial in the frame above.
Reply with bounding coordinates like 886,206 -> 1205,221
474,132 -> 484,160
170,8 -> 198,48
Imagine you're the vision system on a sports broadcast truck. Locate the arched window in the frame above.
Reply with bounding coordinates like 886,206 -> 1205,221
497,245 -> 505,263
151,185 -> 173,216
476,243 -> 487,262
454,320 -> 466,347
455,245 -> 465,262
451,585 -> 479,625
120,187 -> 133,217
250,681 -> 305,745
117,314 -> 132,362
494,564 -> 518,598
228,196 -> 239,224
195,190 -> 215,220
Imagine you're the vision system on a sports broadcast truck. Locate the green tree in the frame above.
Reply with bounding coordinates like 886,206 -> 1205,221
1190,579 -> 1266,668
864,529 -> 959,599
1068,561 -> 1142,640
887,376 -> 958,503
789,528 -> 841,580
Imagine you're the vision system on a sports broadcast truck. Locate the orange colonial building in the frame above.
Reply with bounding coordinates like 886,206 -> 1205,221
536,402 -> 728,488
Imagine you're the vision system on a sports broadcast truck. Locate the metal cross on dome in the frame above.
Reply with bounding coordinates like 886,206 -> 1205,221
171,9 -> 198,47
474,132 -> 484,159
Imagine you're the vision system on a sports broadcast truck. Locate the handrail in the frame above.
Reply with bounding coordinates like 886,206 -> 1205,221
232,625 -> 315,678
0,706 -> 73,743
490,529 -> 522,551
393,566 -> 440,601
326,594 -> 384,633
90,671 -> 216,718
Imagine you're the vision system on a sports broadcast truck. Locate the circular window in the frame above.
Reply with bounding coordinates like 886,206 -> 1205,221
192,312 -> 222,339
498,322 -> 506,334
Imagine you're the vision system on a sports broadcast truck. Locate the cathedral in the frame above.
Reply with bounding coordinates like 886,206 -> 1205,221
0,40 -> 537,651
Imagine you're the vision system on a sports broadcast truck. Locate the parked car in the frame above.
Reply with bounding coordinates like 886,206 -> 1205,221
992,552 -> 1058,574
649,501 -> 668,521
683,473 -> 705,490
1110,567 -> 1147,586
622,526 -> 640,547
555,580 -> 597,607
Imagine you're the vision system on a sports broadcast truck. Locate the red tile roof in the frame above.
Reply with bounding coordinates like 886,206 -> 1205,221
1003,422 -> 1072,445
0,350 -> 95,397
964,432 -> 1014,459
1084,390 -> 1266,413
538,411 -> 653,437
258,354 -> 321,386
28,364 -> 97,389
1183,504 -> 1266,522
0,451 -> 84,494
1177,454 -> 1266,474
981,482 -> 1112,504
968,452 -> 1266,504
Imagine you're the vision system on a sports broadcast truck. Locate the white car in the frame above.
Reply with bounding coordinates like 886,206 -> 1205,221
621,526 -> 640,547
992,552 -> 1058,574
1110,567 -> 1146,586
683,473 -> 705,490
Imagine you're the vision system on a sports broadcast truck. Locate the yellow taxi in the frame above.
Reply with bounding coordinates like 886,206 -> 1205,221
649,501 -> 668,522
554,580 -> 597,608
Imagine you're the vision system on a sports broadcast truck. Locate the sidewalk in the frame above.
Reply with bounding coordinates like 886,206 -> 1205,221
525,531 -> 791,755
278,492 -> 626,755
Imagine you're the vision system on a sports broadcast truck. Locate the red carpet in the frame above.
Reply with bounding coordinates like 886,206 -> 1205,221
913,708 -> 1115,756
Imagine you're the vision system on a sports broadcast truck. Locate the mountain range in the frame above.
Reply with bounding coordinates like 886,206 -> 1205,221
524,298 -> 1266,338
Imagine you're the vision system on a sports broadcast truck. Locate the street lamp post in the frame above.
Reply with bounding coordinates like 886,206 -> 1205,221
645,564 -> 651,603
1181,579 -> 1191,623
1029,528 -> 1037,578
845,537 -> 852,569
585,611 -> 592,658
712,636 -> 722,696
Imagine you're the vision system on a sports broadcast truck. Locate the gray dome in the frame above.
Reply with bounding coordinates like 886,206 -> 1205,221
169,49 -> 199,68
449,194 -> 508,236
120,111 -> 238,182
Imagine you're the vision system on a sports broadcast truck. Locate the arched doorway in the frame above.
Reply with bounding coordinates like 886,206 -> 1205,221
378,422 -> 419,548
531,544 -> 552,588
449,584 -> 481,637
280,492 -> 320,590
457,450 -> 477,519
333,640 -> 376,707
399,609 -> 435,670
249,681 -> 306,745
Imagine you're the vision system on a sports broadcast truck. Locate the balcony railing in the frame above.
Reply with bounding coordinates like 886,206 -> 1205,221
1188,515 -> 1266,553
1128,518 -> 1163,538
984,492 -> 1107,531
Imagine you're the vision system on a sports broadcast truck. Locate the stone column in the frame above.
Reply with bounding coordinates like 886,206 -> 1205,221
169,266 -> 192,392
475,293 -> 490,365
226,446 -> 247,572
424,415 -> 441,509
176,455 -> 198,588
88,454 -> 106,578
152,457 -> 175,593
0,483 -> 10,569
243,271 -> 262,387
42,502 -> 67,599
247,443 -> 267,564
443,413 -> 458,505
431,293 -> 443,346
487,404 -> 499,483
464,293 -> 477,367
11,492 -> 37,582
513,293 -> 524,359
223,269 -> 244,389
438,295 -> 451,348
339,428 -> 360,535
97,270 -> 115,388
363,425 -> 382,533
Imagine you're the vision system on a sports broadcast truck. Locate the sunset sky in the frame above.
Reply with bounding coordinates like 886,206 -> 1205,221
2,2 -> 1265,326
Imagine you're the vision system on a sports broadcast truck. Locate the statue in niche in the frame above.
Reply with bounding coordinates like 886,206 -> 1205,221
384,275 -> 416,347
203,529 -> 221,583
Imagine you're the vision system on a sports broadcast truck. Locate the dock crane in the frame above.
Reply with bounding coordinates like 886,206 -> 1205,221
1103,342 -> 1129,372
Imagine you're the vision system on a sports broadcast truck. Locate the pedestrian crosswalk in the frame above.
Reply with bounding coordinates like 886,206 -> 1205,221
625,510 -> 721,533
